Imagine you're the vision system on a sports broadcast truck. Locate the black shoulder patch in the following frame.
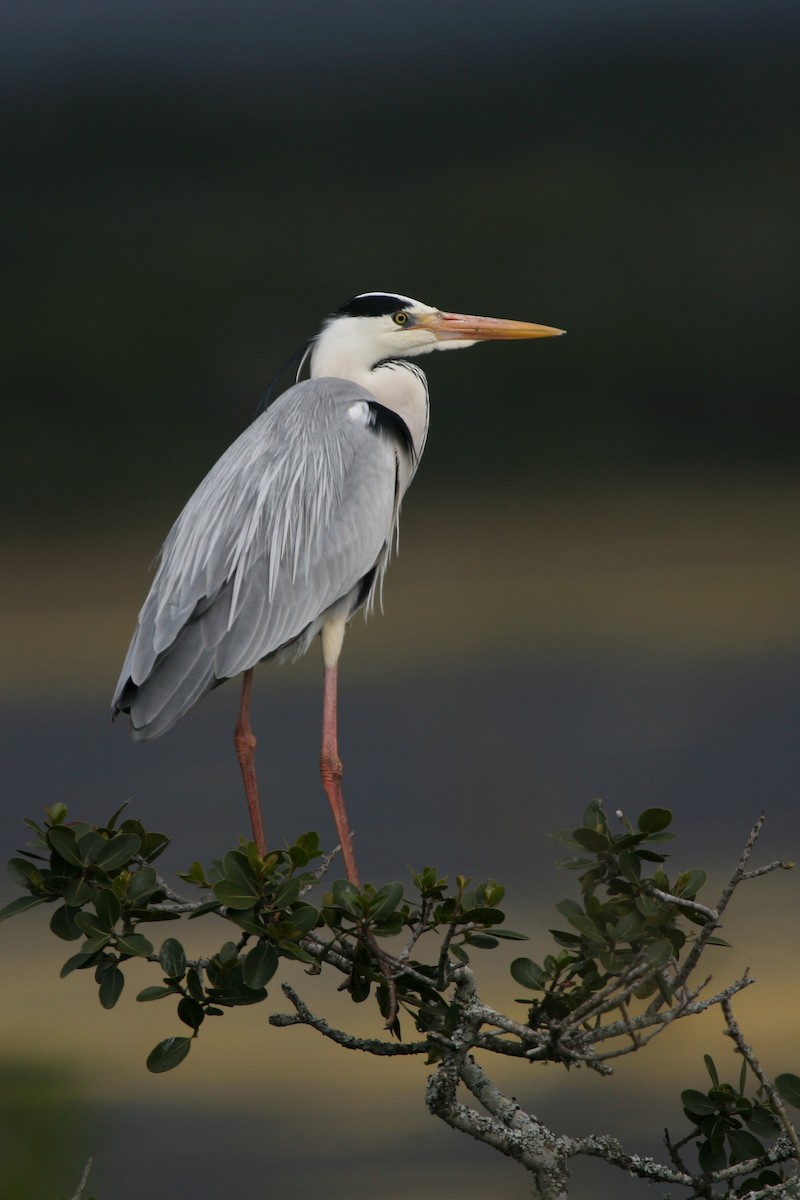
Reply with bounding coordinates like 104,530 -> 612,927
366,401 -> 416,462
334,293 -> 412,319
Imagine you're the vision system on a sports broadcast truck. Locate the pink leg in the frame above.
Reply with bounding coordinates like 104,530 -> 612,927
233,668 -> 267,857
319,662 -> 361,887
319,657 -> 398,1026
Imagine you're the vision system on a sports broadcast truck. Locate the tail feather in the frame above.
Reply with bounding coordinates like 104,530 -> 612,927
114,623 -> 221,740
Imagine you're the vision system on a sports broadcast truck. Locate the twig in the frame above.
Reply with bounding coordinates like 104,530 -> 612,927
670,812 -> 766,995
569,1131 -> 797,1187
722,997 -> 800,1160
585,975 -> 753,1053
68,1158 -> 93,1200
644,884 -> 718,922
739,860 -> 795,882
269,983 -> 428,1055
299,844 -> 340,896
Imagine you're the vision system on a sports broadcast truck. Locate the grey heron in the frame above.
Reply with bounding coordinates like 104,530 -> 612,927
112,292 -> 564,885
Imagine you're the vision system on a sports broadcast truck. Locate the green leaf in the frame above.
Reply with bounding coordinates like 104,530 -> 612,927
76,911 -> 111,938
139,831 -> 170,863
288,903 -> 319,933
46,802 -> 69,825
75,830 -> 109,865
159,938 -> 187,979
222,850 -> 260,890
178,861 -> 209,888
243,942 -> 279,989
217,940 -> 239,964
60,951 -> 96,976
370,882 -> 405,921
212,879 -> 259,910
636,849 -> 667,863
128,866 -> 160,903
146,1036 -> 192,1073
98,965 -> 125,1009
177,997 -> 205,1030
81,935 -> 112,955
137,985 -> 179,1002
95,889 -> 121,930
554,856 -> 596,870
611,911 -> 644,940
47,826 -> 85,868
582,798 -> 605,827
461,906 -> 505,925
187,900 -> 223,919
103,801 -> 129,831
92,833 -> 142,871
549,829 -> 584,851
116,933 -> 154,957
331,879 -> 361,915
7,857 -> 42,889
618,849 -> 642,883
727,1127 -> 767,1164
510,958 -> 546,989
63,877 -> 94,907
681,1089 -> 718,1118
464,932 -> 499,949
644,938 -> 674,968
746,1105 -> 780,1137
572,827 -> 609,852
675,868 -> 707,898
225,908 -> 267,937
186,968 -> 205,1002
273,877 -> 302,909
637,807 -> 672,834
704,1054 -> 720,1087
49,904 -> 83,941
775,1073 -> 800,1109
698,1137 -> 727,1173
0,894 -> 46,922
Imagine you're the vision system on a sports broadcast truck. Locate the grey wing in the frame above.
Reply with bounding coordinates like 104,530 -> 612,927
112,379 -> 406,739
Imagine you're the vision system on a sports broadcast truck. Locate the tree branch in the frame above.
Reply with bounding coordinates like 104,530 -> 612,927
722,997 -> 800,1160
268,983 -> 428,1055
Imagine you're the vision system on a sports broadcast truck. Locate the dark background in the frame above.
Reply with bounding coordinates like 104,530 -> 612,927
2,3 -> 799,1198
3,0 -> 799,534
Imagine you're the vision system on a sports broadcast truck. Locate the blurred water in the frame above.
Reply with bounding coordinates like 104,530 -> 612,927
3,655 -> 798,887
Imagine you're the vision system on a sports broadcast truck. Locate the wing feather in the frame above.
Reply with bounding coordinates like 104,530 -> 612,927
113,377 -> 403,738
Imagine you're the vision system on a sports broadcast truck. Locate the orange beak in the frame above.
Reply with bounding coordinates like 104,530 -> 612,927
417,310 -> 565,342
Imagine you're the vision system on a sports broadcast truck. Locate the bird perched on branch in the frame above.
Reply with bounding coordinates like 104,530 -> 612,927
113,291 -> 564,883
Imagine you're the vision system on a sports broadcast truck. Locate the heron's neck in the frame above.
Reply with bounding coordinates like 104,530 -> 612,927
366,360 -> 429,461
310,344 -> 429,461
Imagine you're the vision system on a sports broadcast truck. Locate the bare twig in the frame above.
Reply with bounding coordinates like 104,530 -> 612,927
644,884 -> 718,922
722,997 -> 800,1160
298,844 -> 340,896
269,983 -> 429,1054
671,813 -> 766,995
739,860 -> 795,882
68,1158 -> 93,1200
396,894 -> 432,963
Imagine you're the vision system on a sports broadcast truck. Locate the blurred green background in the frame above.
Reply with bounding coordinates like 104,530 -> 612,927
2,2 -> 799,1197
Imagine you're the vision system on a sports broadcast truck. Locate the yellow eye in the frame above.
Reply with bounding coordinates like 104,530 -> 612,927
393,311 -> 409,326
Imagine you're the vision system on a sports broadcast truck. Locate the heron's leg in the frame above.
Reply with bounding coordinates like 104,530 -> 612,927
319,621 -> 398,1026
233,668 -> 267,857
320,661 -> 361,887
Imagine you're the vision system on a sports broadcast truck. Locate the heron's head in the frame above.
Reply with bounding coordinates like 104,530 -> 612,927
309,292 -> 564,378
